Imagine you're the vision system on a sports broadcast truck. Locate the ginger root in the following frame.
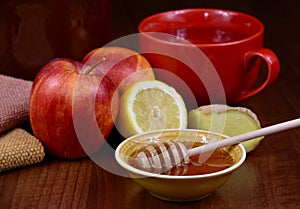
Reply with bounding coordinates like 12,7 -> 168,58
188,104 -> 263,153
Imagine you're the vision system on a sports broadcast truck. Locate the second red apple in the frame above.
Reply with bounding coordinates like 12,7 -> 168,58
82,46 -> 155,93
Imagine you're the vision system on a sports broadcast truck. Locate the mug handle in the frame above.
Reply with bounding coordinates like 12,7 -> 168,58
235,48 -> 280,103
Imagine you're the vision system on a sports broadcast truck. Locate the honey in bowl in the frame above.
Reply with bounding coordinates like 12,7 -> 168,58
115,129 -> 246,202
164,148 -> 234,176
127,137 -> 235,176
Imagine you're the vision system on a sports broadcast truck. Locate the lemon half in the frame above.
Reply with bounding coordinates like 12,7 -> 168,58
116,80 -> 187,138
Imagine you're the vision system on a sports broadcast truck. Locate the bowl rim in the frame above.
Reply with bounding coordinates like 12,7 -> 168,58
115,129 -> 247,179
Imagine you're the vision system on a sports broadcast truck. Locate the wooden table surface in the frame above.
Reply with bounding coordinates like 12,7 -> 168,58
1,0 -> 299,208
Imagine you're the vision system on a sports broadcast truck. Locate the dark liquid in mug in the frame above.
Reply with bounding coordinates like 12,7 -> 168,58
161,27 -> 249,44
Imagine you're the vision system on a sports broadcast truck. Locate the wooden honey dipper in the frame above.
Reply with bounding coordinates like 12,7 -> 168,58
129,118 -> 300,174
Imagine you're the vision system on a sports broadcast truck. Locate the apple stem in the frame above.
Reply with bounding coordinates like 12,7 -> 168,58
81,57 -> 106,75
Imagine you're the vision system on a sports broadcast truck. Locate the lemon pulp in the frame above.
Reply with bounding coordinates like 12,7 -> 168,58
116,80 -> 187,138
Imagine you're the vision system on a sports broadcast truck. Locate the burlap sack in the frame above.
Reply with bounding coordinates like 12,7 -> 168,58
0,74 -> 32,133
0,75 -> 45,171
0,128 -> 45,172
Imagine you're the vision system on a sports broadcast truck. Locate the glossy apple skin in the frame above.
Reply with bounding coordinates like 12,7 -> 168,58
82,46 -> 155,94
29,58 -> 119,159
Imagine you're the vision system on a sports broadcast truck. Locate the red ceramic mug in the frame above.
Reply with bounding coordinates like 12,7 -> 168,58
138,9 -> 280,108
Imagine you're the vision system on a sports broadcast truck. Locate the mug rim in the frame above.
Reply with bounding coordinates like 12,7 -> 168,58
138,8 -> 264,47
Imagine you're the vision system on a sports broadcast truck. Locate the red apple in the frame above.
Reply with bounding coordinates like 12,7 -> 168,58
29,58 -> 119,159
82,46 -> 155,94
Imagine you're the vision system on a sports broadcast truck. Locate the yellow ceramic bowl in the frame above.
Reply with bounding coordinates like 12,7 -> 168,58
115,129 -> 246,202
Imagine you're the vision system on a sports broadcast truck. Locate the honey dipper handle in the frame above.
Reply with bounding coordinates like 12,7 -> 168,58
187,118 -> 300,157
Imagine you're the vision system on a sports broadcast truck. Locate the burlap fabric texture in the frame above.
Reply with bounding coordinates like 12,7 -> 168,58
0,75 -> 45,171
0,74 -> 32,133
0,128 -> 45,172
